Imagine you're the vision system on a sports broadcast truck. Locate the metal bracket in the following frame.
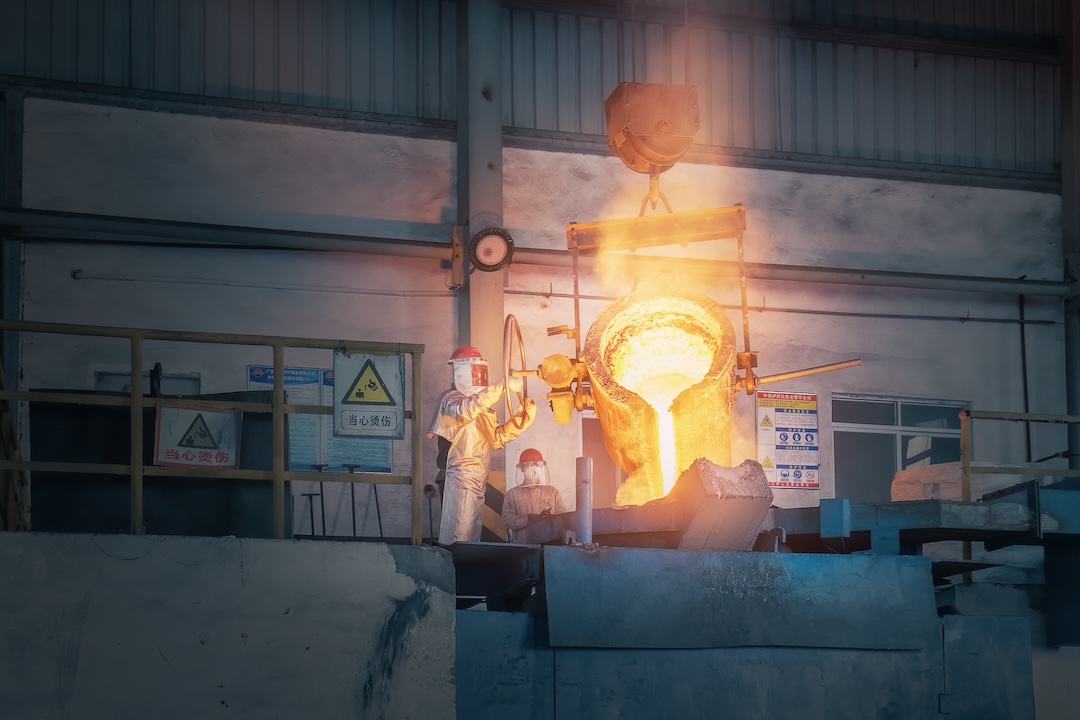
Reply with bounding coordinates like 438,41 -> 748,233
449,225 -> 466,289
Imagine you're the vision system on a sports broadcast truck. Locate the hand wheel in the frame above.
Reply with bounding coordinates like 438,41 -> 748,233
503,314 -> 529,429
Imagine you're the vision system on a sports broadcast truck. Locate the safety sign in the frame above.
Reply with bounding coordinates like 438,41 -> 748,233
341,359 -> 396,405
756,390 -> 820,489
155,406 -> 240,469
333,352 -> 406,439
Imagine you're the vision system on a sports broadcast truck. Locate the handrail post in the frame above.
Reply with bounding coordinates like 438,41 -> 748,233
411,350 -> 423,544
959,409 -> 972,577
130,336 -> 144,534
959,409 -> 971,502
272,344 -> 285,539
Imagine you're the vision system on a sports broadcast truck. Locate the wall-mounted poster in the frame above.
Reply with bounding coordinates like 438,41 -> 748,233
756,391 -> 820,490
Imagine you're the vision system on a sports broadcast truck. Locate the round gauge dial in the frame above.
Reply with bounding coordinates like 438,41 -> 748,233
468,227 -> 515,272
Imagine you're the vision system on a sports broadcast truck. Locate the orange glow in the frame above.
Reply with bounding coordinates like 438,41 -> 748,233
610,326 -> 712,497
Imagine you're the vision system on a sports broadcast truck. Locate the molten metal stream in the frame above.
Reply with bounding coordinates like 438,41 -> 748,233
611,328 -> 712,494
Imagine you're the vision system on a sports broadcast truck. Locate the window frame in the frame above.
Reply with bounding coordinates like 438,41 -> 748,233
832,393 -> 970,501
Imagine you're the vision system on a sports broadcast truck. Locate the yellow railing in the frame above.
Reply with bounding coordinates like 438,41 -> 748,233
0,319 -> 424,542
959,408 -> 1080,502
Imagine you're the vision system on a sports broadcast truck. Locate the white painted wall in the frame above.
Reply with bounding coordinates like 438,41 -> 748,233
15,98 -> 1067,525
0,532 -> 456,719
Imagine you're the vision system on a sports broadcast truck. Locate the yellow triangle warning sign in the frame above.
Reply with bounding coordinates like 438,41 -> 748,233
342,359 -> 396,406
760,415 -> 773,427
178,414 -> 218,449
762,457 -> 774,468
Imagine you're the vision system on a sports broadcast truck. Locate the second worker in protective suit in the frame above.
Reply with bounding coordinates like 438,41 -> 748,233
428,346 -> 536,544
502,448 -> 567,538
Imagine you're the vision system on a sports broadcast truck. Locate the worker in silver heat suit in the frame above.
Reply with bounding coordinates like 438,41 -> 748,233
428,345 -> 536,544
502,448 -> 568,539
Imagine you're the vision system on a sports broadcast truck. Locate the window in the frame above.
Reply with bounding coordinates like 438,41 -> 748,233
832,395 -> 967,503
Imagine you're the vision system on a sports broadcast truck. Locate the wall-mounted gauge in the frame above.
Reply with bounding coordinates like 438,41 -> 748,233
468,227 -> 514,272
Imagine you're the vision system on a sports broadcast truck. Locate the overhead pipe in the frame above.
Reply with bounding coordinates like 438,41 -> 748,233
0,207 -> 448,258
0,207 -> 1071,297
515,248 -> 1072,298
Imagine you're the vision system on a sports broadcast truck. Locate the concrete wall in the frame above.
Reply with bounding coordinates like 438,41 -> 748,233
22,100 -> 455,241
0,532 -> 456,720
15,97 -> 1066,520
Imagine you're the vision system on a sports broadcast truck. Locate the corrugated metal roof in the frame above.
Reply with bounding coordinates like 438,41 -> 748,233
0,0 -> 1060,182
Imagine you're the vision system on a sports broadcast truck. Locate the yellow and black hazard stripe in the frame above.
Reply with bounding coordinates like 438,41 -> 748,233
481,470 -> 508,542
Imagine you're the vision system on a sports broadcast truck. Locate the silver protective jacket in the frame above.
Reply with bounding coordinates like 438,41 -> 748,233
428,381 -> 532,543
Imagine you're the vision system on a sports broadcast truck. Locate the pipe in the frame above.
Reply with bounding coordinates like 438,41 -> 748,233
372,485 -> 384,538
301,492 -> 319,537
1019,295 -> 1032,462
319,480 -> 326,536
648,259 -> 1073,297
574,456 -> 593,544
1,207 -> 1071,297
61,269 -> 1065,325
504,288 -> 1058,326
755,358 -> 863,386
71,270 -> 457,297
521,248 -> 1071,297
1,207 -> 448,258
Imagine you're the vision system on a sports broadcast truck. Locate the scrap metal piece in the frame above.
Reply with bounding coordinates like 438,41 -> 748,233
669,458 -> 773,552
517,458 -> 771,552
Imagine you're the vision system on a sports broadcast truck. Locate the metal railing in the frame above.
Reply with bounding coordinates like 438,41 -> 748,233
958,408 -> 1080,573
0,319 -> 424,542
0,356 -> 29,532
959,409 -> 1080,502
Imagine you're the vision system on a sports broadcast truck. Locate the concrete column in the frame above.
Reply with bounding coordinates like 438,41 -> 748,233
457,0 -> 508,467
458,0 -> 505,365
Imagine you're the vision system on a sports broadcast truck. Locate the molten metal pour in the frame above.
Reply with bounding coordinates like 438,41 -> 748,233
583,287 -> 737,506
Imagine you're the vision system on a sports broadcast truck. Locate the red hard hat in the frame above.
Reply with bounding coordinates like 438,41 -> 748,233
449,346 -> 485,364
518,448 -> 544,465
